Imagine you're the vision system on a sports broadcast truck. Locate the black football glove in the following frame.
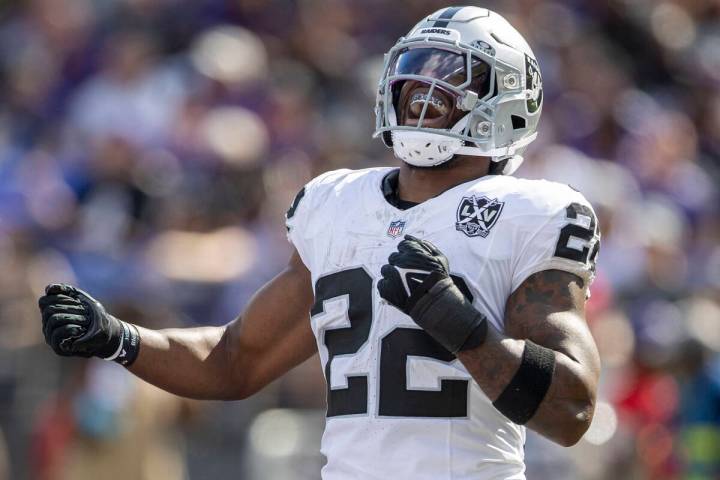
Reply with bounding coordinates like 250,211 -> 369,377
377,235 -> 488,353
38,284 -> 140,366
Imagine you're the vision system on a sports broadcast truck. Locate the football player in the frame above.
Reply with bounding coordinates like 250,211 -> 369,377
39,7 -> 601,479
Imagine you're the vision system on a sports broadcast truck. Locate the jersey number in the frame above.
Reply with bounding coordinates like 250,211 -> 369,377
554,202 -> 600,269
312,268 -> 473,418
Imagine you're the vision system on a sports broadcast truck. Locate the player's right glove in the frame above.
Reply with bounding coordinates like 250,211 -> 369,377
38,284 -> 140,366
377,235 -> 488,353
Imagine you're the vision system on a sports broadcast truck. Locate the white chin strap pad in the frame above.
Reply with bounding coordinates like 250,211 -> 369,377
392,129 -> 529,172
389,110 -> 535,170
391,130 -> 463,167
391,129 -> 530,172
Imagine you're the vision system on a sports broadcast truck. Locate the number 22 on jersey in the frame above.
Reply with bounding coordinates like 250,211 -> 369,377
312,268 -> 474,418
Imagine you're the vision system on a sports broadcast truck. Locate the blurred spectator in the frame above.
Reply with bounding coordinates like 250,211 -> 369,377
69,29 -> 186,146
31,360 -> 194,480
0,427 -> 7,480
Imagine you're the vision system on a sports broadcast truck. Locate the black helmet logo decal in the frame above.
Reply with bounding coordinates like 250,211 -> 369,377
525,54 -> 543,114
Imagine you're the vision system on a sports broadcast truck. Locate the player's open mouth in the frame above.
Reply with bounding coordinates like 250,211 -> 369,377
409,92 -> 449,119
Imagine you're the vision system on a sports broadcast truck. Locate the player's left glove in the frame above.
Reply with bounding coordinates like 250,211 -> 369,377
377,235 -> 488,353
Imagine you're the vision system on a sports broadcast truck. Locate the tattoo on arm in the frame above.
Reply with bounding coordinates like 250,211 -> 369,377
505,269 -> 586,347
457,270 -> 600,445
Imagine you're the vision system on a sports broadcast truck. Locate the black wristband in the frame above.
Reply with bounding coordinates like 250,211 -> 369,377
457,321 -> 488,352
104,322 -> 141,367
409,277 -> 488,353
492,340 -> 556,425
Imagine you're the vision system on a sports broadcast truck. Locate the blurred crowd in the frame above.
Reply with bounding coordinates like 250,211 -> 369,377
0,0 -> 718,479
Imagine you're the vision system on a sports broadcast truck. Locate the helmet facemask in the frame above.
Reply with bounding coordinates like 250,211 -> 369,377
374,35 -> 538,172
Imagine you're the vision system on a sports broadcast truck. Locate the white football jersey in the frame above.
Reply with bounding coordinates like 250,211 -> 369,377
285,167 -> 599,480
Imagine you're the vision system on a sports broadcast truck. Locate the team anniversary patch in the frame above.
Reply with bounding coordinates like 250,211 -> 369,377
455,195 -> 505,238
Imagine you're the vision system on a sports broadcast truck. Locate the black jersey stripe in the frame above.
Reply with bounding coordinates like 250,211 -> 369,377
433,6 -> 464,28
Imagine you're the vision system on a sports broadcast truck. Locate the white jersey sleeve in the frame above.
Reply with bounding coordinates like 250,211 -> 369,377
285,169 -> 353,271
510,184 -> 600,293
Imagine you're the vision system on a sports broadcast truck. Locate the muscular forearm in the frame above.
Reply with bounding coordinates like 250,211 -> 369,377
128,324 -> 244,400
39,252 -> 316,403
457,324 -> 596,446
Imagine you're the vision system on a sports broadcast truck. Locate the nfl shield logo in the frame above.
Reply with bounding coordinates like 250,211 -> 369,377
387,220 -> 406,238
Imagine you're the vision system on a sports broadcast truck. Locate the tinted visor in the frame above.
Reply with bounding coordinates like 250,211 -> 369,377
390,47 -> 492,97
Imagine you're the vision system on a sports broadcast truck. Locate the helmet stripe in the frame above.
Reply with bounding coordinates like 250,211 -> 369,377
433,6 -> 464,28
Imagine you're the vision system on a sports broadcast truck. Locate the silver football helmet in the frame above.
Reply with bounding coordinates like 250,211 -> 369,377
373,7 -> 543,174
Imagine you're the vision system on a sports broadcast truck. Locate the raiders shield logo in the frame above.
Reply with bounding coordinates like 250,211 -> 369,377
525,54 -> 543,114
456,195 -> 505,238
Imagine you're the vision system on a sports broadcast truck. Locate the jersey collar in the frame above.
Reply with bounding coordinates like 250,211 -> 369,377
382,169 -> 420,211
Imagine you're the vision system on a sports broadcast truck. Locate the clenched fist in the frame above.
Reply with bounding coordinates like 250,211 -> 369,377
377,235 -> 488,354
39,284 -> 140,366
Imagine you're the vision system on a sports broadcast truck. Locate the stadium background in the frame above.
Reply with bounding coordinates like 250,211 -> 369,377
0,0 -> 718,478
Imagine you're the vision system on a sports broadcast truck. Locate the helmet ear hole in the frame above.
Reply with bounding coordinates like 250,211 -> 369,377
511,115 -> 526,130
382,131 -> 394,147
